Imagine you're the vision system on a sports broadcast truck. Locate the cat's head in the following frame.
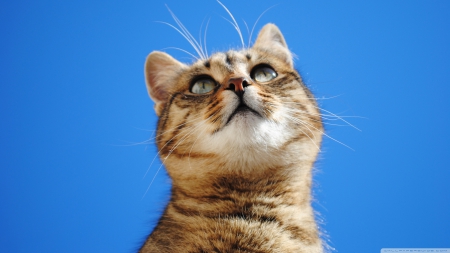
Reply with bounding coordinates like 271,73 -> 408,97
144,24 -> 322,173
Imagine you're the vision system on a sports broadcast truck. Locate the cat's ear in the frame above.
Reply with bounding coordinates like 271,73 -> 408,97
253,24 -> 293,67
145,51 -> 186,116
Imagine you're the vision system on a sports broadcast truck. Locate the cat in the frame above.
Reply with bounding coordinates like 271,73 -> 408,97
139,21 -> 325,252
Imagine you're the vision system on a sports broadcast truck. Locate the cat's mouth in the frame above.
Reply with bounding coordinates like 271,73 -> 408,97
225,102 -> 261,125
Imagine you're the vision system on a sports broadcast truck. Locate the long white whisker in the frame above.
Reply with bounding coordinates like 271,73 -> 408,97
279,103 -> 355,150
198,17 -> 206,60
281,104 -> 339,121
283,114 -> 321,151
161,6 -> 206,59
315,95 -> 343,100
242,20 -> 250,48
248,5 -> 277,48
303,119 -> 354,151
142,128 -> 197,198
217,0 -> 244,48
282,106 -> 356,127
288,112 -> 354,151
203,17 -> 211,58
166,7 -> 205,58
283,101 -> 363,121
142,125 -> 192,179
161,47 -> 200,61
142,115 -> 208,179
139,114 -> 206,149
142,115 -> 212,198
141,162 -> 165,200
156,21 -> 204,59
314,106 -> 361,131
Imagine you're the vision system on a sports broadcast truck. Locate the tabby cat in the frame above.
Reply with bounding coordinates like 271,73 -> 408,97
140,23 -> 325,252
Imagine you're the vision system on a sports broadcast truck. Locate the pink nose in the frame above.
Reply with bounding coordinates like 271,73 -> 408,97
226,77 -> 249,97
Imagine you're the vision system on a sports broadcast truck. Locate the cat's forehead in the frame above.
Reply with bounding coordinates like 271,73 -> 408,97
206,50 -> 251,66
185,49 -> 270,82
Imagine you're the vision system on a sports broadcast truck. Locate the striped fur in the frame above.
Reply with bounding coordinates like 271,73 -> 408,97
140,24 -> 324,252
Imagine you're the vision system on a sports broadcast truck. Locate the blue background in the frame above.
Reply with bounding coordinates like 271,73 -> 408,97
1,0 -> 449,252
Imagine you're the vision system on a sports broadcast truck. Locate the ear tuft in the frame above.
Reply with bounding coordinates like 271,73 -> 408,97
144,51 -> 185,116
253,24 -> 293,67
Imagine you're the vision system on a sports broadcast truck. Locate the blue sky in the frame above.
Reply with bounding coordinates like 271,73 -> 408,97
1,0 -> 449,252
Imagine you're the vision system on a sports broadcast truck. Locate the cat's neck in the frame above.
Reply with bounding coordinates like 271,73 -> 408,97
169,161 -> 315,209
161,161 -> 321,250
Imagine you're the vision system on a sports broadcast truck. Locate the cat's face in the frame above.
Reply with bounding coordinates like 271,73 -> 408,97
145,24 -> 322,174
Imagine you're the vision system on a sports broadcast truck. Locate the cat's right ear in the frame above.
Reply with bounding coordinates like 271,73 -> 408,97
145,51 -> 186,116
253,24 -> 293,67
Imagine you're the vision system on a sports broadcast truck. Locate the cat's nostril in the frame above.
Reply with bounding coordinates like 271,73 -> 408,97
227,83 -> 236,91
242,80 -> 249,88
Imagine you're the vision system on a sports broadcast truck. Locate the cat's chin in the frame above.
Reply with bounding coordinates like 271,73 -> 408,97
225,104 -> 262,126
209,109 -> 289,151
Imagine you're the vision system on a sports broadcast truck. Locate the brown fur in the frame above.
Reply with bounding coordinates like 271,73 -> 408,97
140,24 -> 324,253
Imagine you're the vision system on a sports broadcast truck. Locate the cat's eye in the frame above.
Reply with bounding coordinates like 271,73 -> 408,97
251,65 -> 277,82
191,77 -> 216,94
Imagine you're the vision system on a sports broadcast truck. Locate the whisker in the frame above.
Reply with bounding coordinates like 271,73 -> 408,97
142,124 -> 192,179
315,95 -> 343,100
303,119 -> 354,151
156,21 -> 204,59
283,114 -> 321,151
242,19 -> 250,48
282,105 -> 332,120
282,106 -> 354,127
162,5 -> 206,59
279,103 -> 356,150
217,0 -> 245,48
167,7 -> 206,58
313,106 -> 361,131
203,17 -> 211,59
248,5 -> 277,48
161,47 -> 200,61
285,110 -> 354,151
142,115 -> 207,179
142,115 -> 211,198
142,127 -> 198,199
283,102 -> 363,123
143,114 -> 209,146
141,161 -> 165,200
266,101 -> 357,131
198,19 -> 204,58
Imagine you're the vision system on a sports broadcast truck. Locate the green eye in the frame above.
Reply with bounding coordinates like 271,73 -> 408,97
191,78 -> 216,94
252,66 -> 277,82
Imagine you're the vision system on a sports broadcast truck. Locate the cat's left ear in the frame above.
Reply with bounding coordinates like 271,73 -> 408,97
145,51 -> 186,116
253,24 -> 293,67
